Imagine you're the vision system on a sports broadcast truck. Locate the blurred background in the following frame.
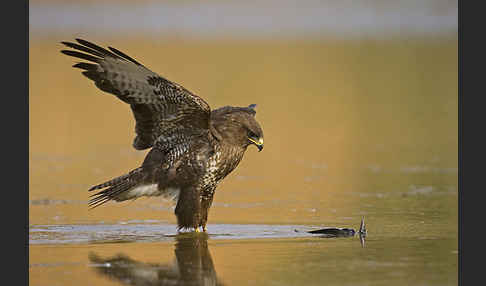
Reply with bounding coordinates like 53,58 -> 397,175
30,0 -> 458,224
30,0 -> 457,285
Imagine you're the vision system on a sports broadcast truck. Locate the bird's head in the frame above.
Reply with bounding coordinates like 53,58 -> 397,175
211,104 -> 264,152
244,107 -> 264,152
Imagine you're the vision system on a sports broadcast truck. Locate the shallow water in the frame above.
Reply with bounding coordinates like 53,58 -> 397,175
29,223 -> 326,244
30,219 -> 456,286
29,179 -> 457,285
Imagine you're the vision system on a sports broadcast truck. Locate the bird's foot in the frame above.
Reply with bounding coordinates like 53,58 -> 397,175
202,225 -> 207,232
194,227 -> 201,233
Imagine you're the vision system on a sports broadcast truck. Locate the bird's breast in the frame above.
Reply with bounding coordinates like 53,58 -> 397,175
198,147 -> 245,189
199,151 -> 222,187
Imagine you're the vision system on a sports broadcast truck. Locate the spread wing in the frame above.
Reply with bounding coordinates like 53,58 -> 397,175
61,39 -> 211,150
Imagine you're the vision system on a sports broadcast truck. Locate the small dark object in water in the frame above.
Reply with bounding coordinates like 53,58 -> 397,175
358,217 -> 367,247
358,216 -> 367,236
307,217 -> 367,241
307,227 -> 356,237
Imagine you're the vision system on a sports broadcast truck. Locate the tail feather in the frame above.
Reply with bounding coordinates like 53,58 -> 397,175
89,181 -> 134,209
88,172 -> 133,192
88,168 -> 145,209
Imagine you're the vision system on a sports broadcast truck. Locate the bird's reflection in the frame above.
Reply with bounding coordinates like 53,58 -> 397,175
89,233 -> 224,286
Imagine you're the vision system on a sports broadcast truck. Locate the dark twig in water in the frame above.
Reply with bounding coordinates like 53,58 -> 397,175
359,232 -> 366,248
307,227 -> 356,237
306,216 -> 367,247
358,216 -> 367,247
359,216 -> 367,236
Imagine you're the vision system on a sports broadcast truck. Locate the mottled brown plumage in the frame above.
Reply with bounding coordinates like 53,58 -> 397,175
61,39 -> 264,231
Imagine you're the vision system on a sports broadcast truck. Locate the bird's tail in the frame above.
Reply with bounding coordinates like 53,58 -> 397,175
88,167 -> 146,209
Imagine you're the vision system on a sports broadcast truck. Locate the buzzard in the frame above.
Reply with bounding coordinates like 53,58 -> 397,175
61,39 -> 264,232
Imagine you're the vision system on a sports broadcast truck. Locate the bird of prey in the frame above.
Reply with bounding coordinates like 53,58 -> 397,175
61,39 -> 264,232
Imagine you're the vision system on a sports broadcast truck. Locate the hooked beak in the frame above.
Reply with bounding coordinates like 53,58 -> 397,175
257,144 -> 264,152
248,137 -> 264,152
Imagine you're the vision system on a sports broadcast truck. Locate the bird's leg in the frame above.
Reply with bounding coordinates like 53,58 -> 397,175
200,192 -> 214,233
195,227 -> 201,233
175,186 -> 202,232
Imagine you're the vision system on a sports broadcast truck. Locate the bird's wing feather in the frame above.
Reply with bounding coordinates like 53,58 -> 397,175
61,39 -> 211,150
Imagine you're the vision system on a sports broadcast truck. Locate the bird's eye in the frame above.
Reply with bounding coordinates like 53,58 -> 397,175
247,130 -> 257,138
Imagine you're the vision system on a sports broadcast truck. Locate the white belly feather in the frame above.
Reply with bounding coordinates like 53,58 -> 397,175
114,184 -> 180,202
114,151 -> 222,203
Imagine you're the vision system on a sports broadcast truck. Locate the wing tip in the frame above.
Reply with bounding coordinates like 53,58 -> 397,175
72,62 -> 97,70
61,49 -> 102,63
108,46 -> 143,66
75,38 -> 90,45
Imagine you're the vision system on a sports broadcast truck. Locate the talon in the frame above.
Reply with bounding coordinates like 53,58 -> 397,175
195,227 -> 201,233
203,225 -> 207,232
